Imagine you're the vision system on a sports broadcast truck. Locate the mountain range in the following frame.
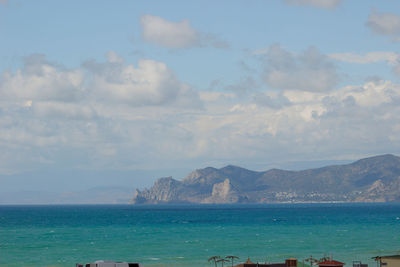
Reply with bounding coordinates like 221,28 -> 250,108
131,154 -> 400,204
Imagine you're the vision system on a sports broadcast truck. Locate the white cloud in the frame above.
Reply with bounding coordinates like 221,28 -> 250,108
329,51 -> 400,77
0,54 -> 84,102
333,80 -> 397,107
84,53 -> 201,107
284,0 -> 342,9
141,15 -> 199,48
105,51 -> 124,64
261,44 -> 338,92
366,9 -> 400,41
329,51 -> 400,64
140,15 -> 228,49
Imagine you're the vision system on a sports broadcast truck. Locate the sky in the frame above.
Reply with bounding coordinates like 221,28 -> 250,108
1,0 -> 400,193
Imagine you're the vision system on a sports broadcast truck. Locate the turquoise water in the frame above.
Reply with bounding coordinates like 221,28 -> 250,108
1,203 -> 400,267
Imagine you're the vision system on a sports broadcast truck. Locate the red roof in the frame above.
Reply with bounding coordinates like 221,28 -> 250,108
318,260 -> 345,266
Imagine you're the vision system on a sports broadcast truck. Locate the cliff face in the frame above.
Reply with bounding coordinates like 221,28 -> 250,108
131,154 -> 400,204
132,177 -> 183,204
202,179 -> 246,204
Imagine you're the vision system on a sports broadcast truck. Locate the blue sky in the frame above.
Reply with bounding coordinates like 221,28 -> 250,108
1,0 -> 400,194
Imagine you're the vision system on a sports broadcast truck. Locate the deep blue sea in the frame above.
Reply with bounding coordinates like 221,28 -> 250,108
1,203 -> 400,267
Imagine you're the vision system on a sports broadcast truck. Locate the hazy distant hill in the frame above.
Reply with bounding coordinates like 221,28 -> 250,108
131,154 -> 400,204
0,186 -> 134,205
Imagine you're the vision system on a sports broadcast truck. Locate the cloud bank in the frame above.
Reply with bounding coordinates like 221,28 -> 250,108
0,52 -> 399,175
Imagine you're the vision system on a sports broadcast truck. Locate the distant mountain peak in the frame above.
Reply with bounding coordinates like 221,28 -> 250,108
221,164 -> 242,170
220,165 -> 255,173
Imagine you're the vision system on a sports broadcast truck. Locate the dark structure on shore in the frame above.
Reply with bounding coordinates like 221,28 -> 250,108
76,261 -> 142,267
234,258 -> 297,267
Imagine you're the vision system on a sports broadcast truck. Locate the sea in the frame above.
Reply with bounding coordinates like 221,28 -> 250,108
1,203 -> 400,267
